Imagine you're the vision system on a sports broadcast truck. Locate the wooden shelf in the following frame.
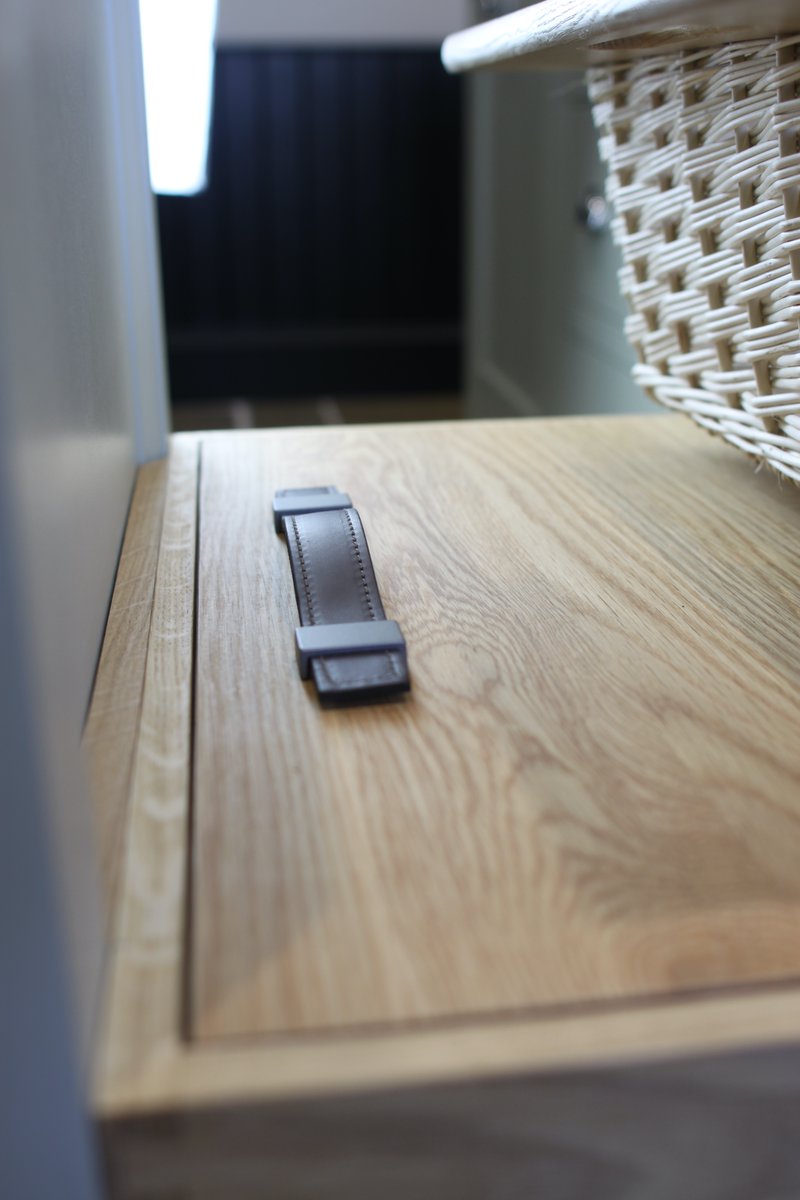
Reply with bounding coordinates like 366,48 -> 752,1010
89,415 -> 800,1198
442,0 -> 800,72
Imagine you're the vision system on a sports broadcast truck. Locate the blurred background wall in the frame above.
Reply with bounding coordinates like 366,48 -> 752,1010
216,0 -> 473,44
163,0 -> 468,428
465,65 -> 646,418
160,0 -> 648,431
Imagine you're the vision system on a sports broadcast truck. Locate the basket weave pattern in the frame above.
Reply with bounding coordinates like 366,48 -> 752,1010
588,39 -> 800,483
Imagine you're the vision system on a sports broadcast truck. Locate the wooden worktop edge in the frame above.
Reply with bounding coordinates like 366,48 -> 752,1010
95,982 -> 800,1118
83,457 -> 170,913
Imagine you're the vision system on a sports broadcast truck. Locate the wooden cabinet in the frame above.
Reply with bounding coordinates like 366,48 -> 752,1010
90,416 -> 800,1198
12,3 -> 800,1196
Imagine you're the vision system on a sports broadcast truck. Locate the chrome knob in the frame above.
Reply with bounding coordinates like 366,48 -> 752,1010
577,191 -> 610,235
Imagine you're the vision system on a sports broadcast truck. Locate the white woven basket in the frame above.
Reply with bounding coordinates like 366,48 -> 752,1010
588,37 -> 800,483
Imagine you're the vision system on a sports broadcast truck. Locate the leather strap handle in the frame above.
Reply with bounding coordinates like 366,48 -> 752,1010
272,485 -> 352,532
275,490 -> 410,705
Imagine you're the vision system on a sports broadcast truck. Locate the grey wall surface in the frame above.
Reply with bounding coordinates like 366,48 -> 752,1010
465,70 -> 649,418
0,0 -> 167,1195
217,0 -> 474,45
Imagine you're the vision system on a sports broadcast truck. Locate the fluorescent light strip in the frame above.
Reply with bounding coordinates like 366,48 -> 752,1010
138,0 -> 218,195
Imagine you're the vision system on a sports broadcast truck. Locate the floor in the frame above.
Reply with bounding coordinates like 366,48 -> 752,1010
170,394 -> 464,432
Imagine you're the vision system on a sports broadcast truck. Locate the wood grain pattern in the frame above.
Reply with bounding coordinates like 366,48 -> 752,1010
95,418 -> 800,1200
83,457 -> 168,910
97,436 -> 198,1094
191,417 -> 800,1042
97,980 -> 800,1116
441,0 -> 800,72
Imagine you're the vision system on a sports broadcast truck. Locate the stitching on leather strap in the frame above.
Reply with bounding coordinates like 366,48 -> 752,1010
278,496 -> 408,703
343,509 -> 376,621
290,516 -> 318,625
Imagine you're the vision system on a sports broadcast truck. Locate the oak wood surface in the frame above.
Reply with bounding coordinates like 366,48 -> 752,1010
83,457 -> 168,910
93,417 -> 800,1198
441,0 -> 800,72
191,416 -> 800,1042
98,437 -> 198,1094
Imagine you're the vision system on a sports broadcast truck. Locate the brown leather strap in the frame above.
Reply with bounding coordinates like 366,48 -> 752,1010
276,494 -> 410,705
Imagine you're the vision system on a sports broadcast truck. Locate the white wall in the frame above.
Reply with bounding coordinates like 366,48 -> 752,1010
217,0 -> 474,45
0,0 -> 167,1195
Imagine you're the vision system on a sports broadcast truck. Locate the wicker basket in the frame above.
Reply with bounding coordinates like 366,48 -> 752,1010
588,38 -> 800,483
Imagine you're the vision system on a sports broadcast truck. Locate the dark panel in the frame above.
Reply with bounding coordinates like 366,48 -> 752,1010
157,49 -> 463,399
166,325 -> 459,399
